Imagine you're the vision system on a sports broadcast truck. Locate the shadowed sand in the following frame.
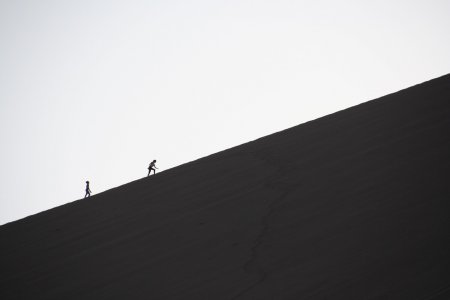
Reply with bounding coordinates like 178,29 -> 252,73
1,74 -> 450,299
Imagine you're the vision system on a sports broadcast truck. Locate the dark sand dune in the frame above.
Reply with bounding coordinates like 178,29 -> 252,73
1,74 -> 450,299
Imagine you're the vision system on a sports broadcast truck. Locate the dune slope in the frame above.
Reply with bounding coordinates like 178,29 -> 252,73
1,74 -> 450,300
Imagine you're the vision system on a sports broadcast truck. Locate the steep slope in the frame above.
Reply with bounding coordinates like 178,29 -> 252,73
1,74 -> 450,300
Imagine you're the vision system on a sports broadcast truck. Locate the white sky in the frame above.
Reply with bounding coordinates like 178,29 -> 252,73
1,0 -> 449,225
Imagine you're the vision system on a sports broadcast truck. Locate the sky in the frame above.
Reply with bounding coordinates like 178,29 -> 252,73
1,0 -> 450,225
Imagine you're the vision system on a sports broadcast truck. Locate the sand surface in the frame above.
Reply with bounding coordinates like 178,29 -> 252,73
1,74 -> 450,299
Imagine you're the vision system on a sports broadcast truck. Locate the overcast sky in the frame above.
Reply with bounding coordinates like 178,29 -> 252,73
1,0 -> 449,225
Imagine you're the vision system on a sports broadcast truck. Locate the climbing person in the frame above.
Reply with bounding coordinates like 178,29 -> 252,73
85,181 -> 91,198
148,160 -> 158,176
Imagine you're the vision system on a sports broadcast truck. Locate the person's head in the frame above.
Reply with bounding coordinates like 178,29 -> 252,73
153,160 -> 156,162
86,181 -> 89,184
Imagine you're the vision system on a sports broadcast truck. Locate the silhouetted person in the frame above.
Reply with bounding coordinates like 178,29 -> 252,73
148,160 -> 158,176
85,181 -> 91,198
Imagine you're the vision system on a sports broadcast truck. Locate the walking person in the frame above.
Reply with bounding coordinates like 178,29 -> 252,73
85,181 -> 92,198
147,160 -> 158,176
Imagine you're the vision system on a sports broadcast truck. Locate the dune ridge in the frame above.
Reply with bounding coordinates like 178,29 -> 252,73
1,74 -> 450,299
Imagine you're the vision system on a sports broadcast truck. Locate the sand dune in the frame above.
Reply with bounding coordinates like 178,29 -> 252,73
1,74 -> 450,299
